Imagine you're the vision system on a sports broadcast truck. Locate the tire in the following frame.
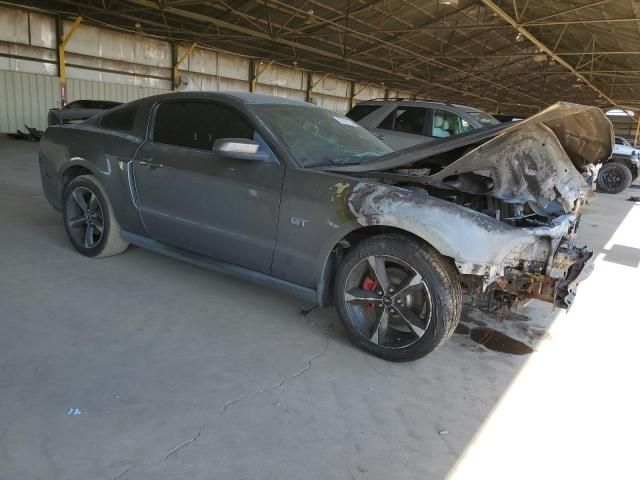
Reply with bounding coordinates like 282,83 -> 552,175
334,234 -> 462,362
596,162 -> 632,194
62,175 -> 129,258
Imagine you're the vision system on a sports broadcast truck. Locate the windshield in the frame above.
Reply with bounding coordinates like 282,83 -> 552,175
254,104 -> 392,167
467,110 -> 500,127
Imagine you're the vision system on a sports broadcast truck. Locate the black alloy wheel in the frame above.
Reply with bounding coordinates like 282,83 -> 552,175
343,255 -> 433,349
65,186 -> 105,249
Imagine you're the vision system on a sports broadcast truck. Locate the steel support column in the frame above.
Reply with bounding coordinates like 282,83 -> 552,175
173,42 -> 197,91
58,15 -> 83,106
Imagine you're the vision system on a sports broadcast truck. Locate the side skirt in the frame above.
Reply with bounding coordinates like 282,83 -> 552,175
121,231 -> 318,305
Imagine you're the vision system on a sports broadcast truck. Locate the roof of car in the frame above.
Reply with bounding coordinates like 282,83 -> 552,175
131,91 -> 312,107
354,98 -> 484,112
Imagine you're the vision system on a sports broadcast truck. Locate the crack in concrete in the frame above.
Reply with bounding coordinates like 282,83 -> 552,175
112,323 -> 332,480
113,462 -> 154,480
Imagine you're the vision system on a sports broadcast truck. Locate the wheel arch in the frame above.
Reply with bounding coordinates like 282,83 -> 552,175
610,156 -> 634,170
315,224 -> 454,307
58,160 -> 99,201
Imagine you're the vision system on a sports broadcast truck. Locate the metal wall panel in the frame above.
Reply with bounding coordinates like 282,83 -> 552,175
0,5 -> 365,129
259,63 -> 306,91
0,70 -> 60,132
177,46 -> 255,93
354,84 -> 385,101
218,77 -> 250,92
65,63 -> 171,90
389,90 -> 412,99
0,70 -> 168,132
181,46 -> 218,76
0,6 -> 29,44
29,12 -> 56,49
0,42 -> 57,75
217,52 -> 250,81
255,83 -> 306,101
312,73 -> 350,98
312,94 -> 350,114
66,77 -> 167,104
64,21 -> 171,68
309,73 -> 351,113
178,71 -> 219,91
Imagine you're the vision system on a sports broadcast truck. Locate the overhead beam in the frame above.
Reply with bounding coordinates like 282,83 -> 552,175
480,0 -> 618,109
525,17 -> 640,27
123,0 -> 505,105
335,24 -> 513,33
262,0 -> 544,106
525,0 -> 612,24
418,51 -> 640,60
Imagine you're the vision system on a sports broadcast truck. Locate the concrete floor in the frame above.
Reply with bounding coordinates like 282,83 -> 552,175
1,137 -> 638,480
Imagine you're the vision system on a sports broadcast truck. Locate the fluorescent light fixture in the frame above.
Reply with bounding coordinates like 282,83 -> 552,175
439,0 -> 459,6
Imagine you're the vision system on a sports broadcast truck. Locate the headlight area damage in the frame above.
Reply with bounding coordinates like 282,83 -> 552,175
326,102 -> 613,312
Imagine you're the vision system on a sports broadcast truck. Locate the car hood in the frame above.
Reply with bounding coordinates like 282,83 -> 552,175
322,102 -> 613,213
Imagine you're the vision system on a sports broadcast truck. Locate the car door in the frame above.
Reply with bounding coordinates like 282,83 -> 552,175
133,99 -> 284,274
371,106 -> 431,150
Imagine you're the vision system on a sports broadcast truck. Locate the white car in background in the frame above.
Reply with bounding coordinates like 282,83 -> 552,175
346,99 -> 501,151
613,136 -> 638,159
596,137 -> 639,194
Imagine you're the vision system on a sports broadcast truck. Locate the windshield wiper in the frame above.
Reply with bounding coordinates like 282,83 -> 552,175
331,151 -> 382,165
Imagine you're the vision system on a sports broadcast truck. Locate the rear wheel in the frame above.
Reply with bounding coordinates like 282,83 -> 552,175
597,162 -> 632,194
62,175 -> 129,257
334,235 -> 462,362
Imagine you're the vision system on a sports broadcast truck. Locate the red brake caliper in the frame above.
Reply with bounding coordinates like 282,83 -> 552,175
361,276 -> 379,311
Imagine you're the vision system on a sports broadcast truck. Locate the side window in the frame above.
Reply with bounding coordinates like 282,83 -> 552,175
432,109 -> 473,138
346,104 -> 382,122
615,138 -> 623,145
378,107 -> 426,135
100,105 -> 138,132
379,109 -> 395,130
153,101 -> 254,151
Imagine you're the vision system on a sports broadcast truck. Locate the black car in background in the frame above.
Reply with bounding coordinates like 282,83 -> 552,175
48,99 -> 122,126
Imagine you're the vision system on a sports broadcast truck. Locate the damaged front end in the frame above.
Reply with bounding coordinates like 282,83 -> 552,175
327,102 -> 612,313
473,218 -> 593,311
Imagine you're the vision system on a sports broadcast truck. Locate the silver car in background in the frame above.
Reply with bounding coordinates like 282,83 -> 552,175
346,98 -> 501,150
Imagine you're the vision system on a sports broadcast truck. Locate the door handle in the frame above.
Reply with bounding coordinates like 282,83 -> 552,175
138,160 -> 163,169
375,134 -> 385,140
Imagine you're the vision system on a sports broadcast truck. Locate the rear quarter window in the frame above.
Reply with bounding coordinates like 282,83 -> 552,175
100,105 -> 138,132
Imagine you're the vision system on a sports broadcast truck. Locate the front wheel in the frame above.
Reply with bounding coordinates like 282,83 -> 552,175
596,162 -> 632,194
62,175 -> 129,258
334,235 -> 462,362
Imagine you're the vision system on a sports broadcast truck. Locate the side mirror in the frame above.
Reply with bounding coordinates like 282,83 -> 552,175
212,138 -> 270,161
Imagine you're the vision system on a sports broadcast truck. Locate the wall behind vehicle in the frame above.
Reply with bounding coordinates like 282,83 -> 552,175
0,5 -> 387,133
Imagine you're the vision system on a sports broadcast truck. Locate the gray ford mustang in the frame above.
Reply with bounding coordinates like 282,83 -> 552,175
39,92 -> 612,361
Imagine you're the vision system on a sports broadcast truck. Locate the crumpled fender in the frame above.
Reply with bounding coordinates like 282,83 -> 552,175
347,183 -> 574,281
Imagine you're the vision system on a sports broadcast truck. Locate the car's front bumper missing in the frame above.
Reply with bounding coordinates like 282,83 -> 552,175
494,242 -> 593,310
